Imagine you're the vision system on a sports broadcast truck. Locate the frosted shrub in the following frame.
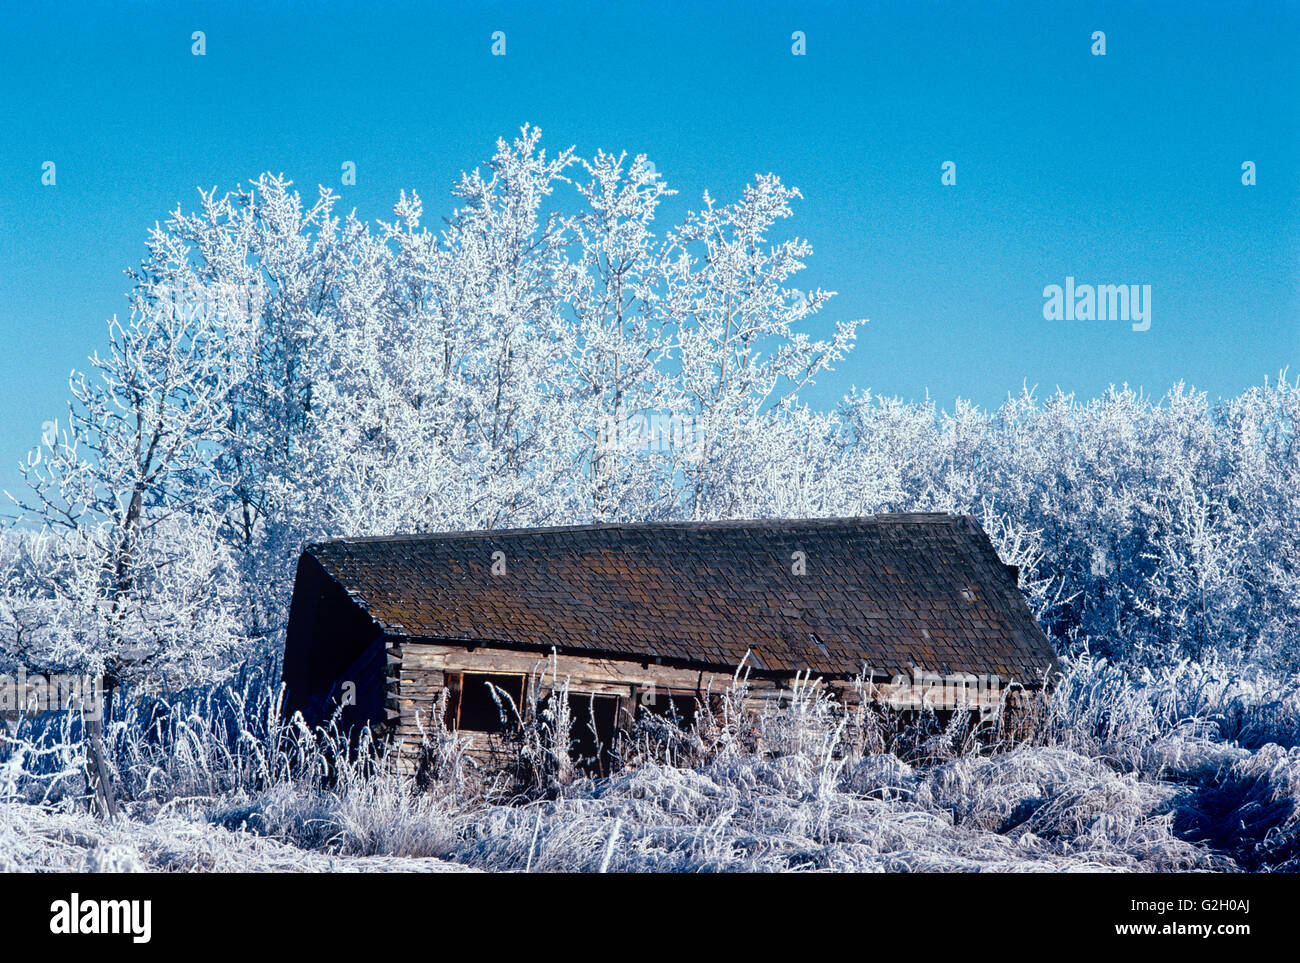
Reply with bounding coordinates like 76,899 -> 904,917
409,690 -> 474,799
489,658 -> 579,798
1176,743 -> 1300,871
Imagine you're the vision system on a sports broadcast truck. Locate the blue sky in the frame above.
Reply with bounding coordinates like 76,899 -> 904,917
0,0 -> 1296,498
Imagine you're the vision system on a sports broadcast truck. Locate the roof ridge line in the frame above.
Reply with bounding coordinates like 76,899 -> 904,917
306,512 -> 970,550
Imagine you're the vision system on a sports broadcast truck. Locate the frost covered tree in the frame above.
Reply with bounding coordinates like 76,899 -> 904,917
2,304 -> 244,691
377,126 -> 580,531
831,375 -> 1300,668
126,174 -> 346,640
561,150 -> 679,522
659,175 -> 859,519
300,127 -> 588,539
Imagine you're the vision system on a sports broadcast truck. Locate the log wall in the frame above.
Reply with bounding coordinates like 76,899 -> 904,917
386,641 -> 1034,769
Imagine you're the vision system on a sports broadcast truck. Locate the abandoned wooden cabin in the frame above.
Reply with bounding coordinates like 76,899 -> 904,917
281,514 -> 1060,769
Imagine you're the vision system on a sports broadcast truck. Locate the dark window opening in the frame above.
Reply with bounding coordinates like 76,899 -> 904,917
456,673 -> 526,733
638,690 -> 699,729
566,692 -> 618,775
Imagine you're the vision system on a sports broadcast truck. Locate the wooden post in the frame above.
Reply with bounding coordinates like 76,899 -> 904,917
85,685 -> 119,821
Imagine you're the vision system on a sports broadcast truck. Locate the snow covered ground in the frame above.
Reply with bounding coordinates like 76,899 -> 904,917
0,741 -> 1269,873
0,801 -> 473,873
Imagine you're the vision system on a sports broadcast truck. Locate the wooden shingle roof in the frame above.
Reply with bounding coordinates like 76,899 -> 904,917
303,514 -> 1059,684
